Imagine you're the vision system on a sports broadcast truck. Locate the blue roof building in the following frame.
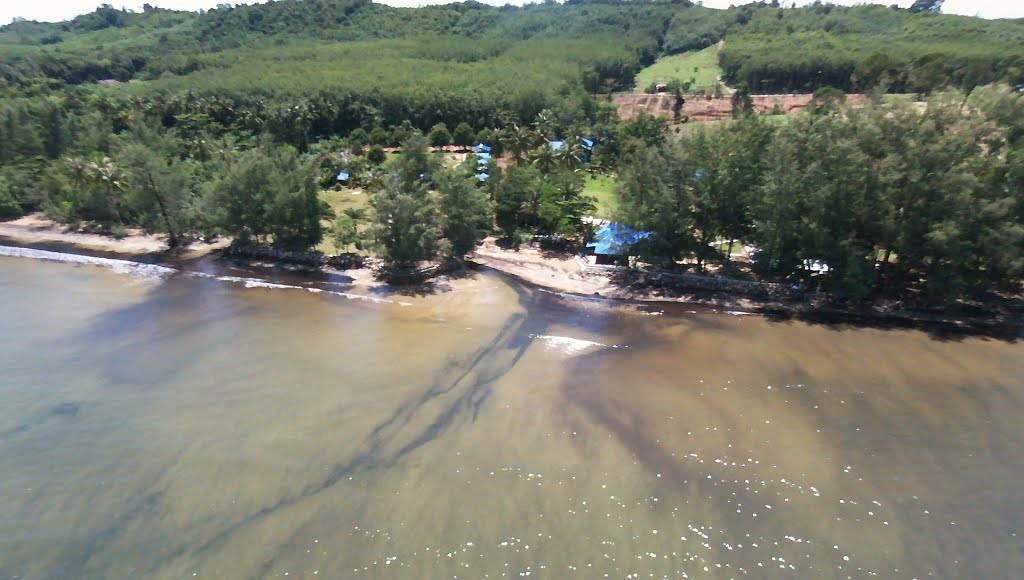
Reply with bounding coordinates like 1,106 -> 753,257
472,143 -> 492,153
586,223 -> 652,262
581,138 -> 595,151
548,140 -> 566,151
336,171 -> 350,182
476,172 -> 489,182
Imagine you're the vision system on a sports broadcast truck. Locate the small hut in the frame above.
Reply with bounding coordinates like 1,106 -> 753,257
586,223 -> 651,265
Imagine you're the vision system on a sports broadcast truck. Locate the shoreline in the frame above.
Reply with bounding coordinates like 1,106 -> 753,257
0,214 -> 230,259
470,240 -> 1021,339
1,216 -> 1019,339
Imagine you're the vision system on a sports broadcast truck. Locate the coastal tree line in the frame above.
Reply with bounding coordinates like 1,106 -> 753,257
3,83 -> 1023,309
1,0 -> 1022,307
617,86 -> 1024,306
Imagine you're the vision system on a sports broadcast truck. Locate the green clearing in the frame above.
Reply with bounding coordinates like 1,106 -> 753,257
584,173 -> 619,219
317,189 -> 372,254
712,239 -> 747,256
634,46 -> 723,93
758,113 -> 792,126
320,188 -> 371,217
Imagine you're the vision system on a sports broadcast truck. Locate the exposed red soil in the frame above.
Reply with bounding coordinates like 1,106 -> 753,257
613,93 -> 869,122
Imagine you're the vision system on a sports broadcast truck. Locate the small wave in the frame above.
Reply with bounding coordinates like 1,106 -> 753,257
0,245 -> 176,278
0,245 -> 411,306
187,272 -> 410,305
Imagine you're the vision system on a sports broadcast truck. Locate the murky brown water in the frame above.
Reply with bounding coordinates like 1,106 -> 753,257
1,248 -> 1022,579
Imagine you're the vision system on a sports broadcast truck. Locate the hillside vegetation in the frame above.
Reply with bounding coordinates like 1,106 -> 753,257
0,1 -> 1022,309
634,45 -> 724,94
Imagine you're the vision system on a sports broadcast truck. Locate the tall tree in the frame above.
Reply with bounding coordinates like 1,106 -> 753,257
428,123 -> 452,148
503,124 -> 540,166
492,165 -> 541,240
392,131 -> 438,190
730,82 -> 754,119
617,144 -> 696,266
369,175 -> 442,266
207,144 -> 323,249
452,122 -> 476,147
437,168 -> 493,259
117,124 -> 196,247
672,88 -> 686,123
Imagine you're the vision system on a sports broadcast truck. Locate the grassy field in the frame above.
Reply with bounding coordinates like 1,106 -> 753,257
634,46 -> 723,93
758,113 -> 792,126
583,173 -> 619,219
317,188 -> 372,254
321,188 -> 371,216
317,170 -> 617,253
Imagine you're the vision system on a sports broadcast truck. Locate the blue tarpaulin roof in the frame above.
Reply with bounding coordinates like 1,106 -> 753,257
472,143 -> 491,153
586,223 -> 651,255
581,138 -> 595,151
549,140 -> 565,151
336,171 -> 350,181
476,172 -> 489,182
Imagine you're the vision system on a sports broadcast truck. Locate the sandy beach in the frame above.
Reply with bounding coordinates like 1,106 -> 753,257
2,214 -> 1018,336
470,238 -> 760,309
0,214 -> 229,257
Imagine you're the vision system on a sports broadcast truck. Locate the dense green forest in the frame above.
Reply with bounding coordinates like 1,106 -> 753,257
616,86 -> 1024,306
1,1 -> 1023,308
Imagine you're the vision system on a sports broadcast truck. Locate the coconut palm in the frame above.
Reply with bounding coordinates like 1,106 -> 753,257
502,124 -> 539,166
63,156 -> 91,218
89,157 -> 128,225
533,109 -> 558,140
530,143 -> 558,175
556,135 -> 585,170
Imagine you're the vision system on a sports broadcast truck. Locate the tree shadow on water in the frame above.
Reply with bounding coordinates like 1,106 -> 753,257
62,273 -> 259,391
182,274 -> 554,565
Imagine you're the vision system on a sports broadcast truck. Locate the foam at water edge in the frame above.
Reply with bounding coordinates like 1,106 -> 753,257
187,272 -> 412,306
0,245 -> 176,278
0,245 -> 412,306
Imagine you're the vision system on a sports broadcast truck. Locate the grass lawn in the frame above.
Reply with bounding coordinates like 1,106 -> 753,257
317,188 -> 372,254
758,113 -> 792,126
584,173 -> 619,219
321,188 -> 371,216
712,239 -> 747,256
634,46 -> 723,93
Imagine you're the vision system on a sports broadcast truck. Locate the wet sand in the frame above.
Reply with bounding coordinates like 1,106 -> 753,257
2,216 -> 1019,337
0,214 -> 228,256
0,217 -> 759,309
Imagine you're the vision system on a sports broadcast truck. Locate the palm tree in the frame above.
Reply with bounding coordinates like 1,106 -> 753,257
534,109 -> 558,140
502,124 -> 539,166
556,135 -> 585,170
530,143 -> 558,175
62,156 -> 97,220
342,206 -> 368,223
89,157 -> 128,225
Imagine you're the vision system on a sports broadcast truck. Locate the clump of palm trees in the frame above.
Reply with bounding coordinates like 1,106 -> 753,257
502,110 -> 587,173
